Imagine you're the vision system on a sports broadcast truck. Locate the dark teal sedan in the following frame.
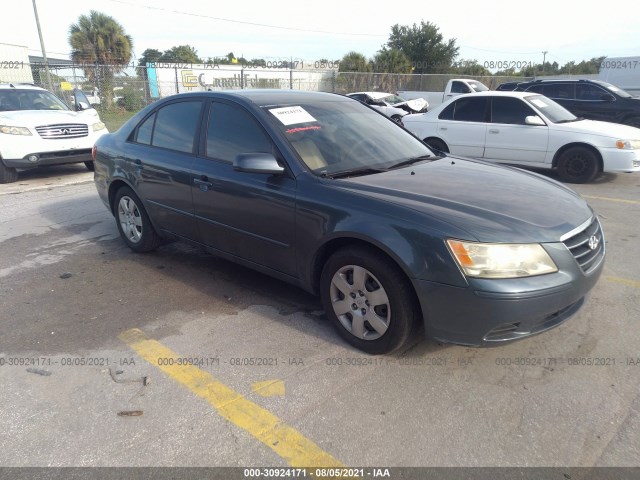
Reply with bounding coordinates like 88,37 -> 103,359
93,90 -> 604,354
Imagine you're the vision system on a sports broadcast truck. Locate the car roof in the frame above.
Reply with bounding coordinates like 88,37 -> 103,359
347,91 -> 394,99
0,83 -> 45,90
169,89 -> 351,107
455,91 -> 538,98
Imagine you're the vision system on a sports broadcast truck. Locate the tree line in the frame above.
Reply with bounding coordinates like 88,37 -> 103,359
64,11 -> 608,109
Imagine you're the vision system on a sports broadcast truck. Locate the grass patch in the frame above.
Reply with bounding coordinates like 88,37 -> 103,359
101,110 -> 137,132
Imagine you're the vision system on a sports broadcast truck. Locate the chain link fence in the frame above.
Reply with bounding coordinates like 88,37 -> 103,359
26,62 -> 530,117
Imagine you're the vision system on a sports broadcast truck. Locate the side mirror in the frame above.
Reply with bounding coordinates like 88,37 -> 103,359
233,153 -> 285,175
525,115 -> 546,126
76,101 -> 90,111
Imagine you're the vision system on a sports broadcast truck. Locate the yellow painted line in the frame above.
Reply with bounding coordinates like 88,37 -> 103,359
605,276 -> 640,289
252,379 -> 286,398
119,328 -> 343,468
582,195 -> 640,205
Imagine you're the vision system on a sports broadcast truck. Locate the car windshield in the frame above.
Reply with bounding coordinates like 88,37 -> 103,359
264,99 -> 433,176
594,80 -> 633,98
524,94 -> 578,123
0,89 -> 70,112
468,81 -> 489,92
379,94 -> 406,105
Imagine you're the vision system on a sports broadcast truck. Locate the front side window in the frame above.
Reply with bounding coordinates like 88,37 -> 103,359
491,97 -> 537,125
576,84 -> 609,101
451,81 -> 471,94
206,102 -> 273,162
151,101 -> 203,153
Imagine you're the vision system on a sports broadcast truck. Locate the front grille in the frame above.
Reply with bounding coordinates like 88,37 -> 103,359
562,217 -> 605,274
35,123 -> 88,139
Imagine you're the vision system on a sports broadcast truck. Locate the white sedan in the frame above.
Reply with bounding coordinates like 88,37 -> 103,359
402,91 -> 640,183
347,92 -> 428,124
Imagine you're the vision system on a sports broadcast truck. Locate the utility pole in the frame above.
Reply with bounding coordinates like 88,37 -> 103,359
32,0 -> 54,91
542,51 -> 548,75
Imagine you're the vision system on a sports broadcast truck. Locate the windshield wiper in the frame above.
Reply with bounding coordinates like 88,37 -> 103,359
387,154 -> 435,170
322,167 -> 387,179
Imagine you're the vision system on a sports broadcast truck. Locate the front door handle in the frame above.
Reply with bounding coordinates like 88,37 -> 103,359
488,129 -> 499,134
194,176 -> 214,191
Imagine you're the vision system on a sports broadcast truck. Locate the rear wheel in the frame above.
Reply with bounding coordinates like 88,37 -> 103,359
320,246 -> 419,354
84,161 -> 95,171
557,147 -> 599,183
114,186 -> 161,252
424,138 -> 449,154
0,162 -> 18,184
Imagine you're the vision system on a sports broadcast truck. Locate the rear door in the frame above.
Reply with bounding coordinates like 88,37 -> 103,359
484,96 -> 549,163
436,96 -> 489,157
125,99 -> 204,239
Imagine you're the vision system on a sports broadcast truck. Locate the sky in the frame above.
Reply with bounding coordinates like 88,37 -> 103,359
2,0 -> 639,68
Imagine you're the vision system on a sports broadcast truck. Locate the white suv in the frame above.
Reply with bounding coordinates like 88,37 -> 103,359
0,84 -> 108,183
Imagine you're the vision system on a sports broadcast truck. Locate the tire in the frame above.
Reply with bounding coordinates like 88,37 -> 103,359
84,161 -> 95,171
424,138 -> 449,154
556,147 -> 599,183
113,186 -> 161,253
320,246 -> 419,354
0,162 -> 19,184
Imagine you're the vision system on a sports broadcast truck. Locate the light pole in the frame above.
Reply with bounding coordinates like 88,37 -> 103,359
32,0 -> 54,92
542,51 -> 548,75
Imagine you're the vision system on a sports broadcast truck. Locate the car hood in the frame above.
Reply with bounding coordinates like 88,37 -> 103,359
0,109 -> 100,127
391,98 -> 428,112
553,118 -> 640,138
339,158 -> 592,243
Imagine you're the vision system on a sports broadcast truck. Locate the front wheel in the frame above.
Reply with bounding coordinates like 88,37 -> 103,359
0,162 -> 18,184
113,186 -> 161,252
556,147 -> 599,183
424,138 -> 449,154
320,246 -> 419,354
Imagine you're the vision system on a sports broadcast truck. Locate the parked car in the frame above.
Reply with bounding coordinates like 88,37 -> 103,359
398,79 -> 489,109
403,91 -> 640,183
0,83 -> 108,183
346,92 -> 428,123
94,90 -> 604,354
504,79 -> 640,128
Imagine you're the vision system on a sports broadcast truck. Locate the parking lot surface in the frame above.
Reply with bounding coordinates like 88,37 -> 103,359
0,166 -> 639,468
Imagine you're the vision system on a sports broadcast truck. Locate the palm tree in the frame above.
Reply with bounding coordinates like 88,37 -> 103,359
69,11 -> 133,109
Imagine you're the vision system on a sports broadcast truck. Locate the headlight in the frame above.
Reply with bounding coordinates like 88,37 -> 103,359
446,239 -> 558,278
616,139 -> 640,149
0,125 -> 32,136
92,121 -> 106,132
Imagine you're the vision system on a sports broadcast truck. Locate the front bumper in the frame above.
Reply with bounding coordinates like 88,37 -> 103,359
600,147 -> 640,173
2,149 -> 93,168
413,239 -> 604,346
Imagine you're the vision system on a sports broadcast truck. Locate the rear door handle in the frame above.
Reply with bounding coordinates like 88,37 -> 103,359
488,129 -> 499,134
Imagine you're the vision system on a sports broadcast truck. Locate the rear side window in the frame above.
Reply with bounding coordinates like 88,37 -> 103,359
491,97 -> 537,125
450,97 -> 488,122
206,102 -> 273,162
151,101 -> 203,153
541,83 -> 575,100
135,113 -> 155,145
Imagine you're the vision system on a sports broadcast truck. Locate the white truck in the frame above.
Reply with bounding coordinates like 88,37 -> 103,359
397,79 -> 489,110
